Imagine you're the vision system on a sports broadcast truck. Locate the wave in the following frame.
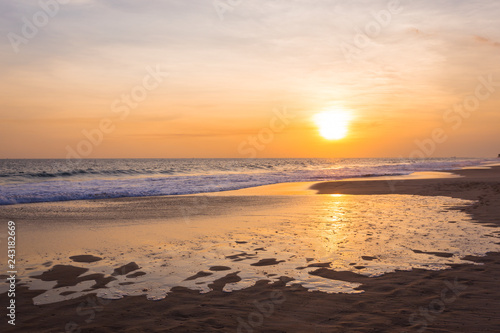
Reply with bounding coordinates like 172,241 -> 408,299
0,157 -> 493,205
0,168 -> 180,179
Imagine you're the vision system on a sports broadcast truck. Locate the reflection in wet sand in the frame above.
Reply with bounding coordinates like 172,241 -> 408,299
3,194 -> 500,305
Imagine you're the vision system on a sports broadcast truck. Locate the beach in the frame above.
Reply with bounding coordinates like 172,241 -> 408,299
4,0 -> 500,331
1,165 -> 500,332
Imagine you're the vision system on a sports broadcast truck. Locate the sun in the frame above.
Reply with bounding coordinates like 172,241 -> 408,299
314,109 -> 352,140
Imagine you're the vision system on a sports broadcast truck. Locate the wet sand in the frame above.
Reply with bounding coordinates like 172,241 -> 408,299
1,166 -> 500,332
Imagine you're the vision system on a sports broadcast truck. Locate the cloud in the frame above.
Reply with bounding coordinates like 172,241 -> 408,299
473,35 -> 500,47
1,0 -> 500,157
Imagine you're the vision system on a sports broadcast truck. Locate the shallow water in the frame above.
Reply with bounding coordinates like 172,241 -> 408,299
3,194 -> 499,305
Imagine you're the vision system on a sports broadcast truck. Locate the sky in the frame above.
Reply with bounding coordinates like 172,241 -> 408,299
1,0 -> 499,158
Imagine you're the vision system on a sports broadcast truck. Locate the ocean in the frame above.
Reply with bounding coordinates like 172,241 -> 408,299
0,157 -> 493,205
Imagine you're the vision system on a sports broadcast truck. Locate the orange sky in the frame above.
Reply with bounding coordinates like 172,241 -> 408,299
1,0 -> 499,158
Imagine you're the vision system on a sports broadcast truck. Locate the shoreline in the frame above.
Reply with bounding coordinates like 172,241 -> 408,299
1,165 -> 500,332
0,160 -> 497,207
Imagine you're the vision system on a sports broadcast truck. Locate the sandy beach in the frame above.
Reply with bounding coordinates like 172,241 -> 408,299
3,0 -> 500,331
1,165 -> 500,332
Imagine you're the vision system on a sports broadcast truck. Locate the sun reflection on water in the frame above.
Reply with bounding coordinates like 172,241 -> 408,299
9,194 -> 500,304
